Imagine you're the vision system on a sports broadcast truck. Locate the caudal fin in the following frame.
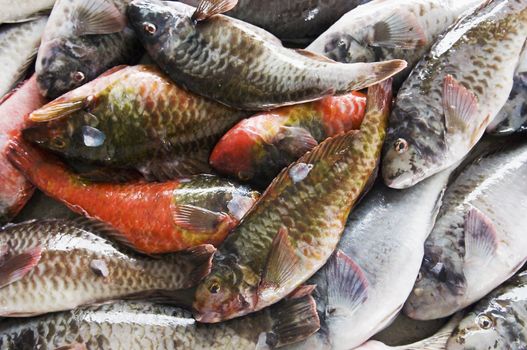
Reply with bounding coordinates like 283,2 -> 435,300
337,60 -> 406,93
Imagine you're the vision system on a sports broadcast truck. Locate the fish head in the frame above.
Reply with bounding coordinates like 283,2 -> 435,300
322,33 -> 376,64
193,256 -> 257,322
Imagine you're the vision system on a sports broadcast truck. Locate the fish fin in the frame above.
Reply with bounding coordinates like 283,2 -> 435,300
29,97 -> 86,122
172,205 -> 234,233
178,244 -> 216,285
54,343 -> 88,350
443,75 -> 479,136
73,0 -> 126,36
363,79 -> 393,125
287,284 -> 317,299
463,207 -> 498,267
0,246 -> 42,289
294,49 -> 336,63
11,47 -> 38,89
276,126 -> 319,158
191,0 -> 238,22
367,11 -> 427,49
345,60 -> 406,92
2,12 -> 51,23
326,250 -> 369,316
266,294 -> 320,348
260,227 -> 299,291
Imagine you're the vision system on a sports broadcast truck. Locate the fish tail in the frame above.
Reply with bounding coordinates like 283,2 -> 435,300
360,79 -> 394,132
332,59 -> 406,93
177,244 -> 216,287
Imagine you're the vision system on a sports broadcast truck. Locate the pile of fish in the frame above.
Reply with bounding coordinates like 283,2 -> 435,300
0,0 -> 526,349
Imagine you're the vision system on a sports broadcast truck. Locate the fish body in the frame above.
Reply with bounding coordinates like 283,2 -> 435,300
128,0 -> 405,110
193,80 -> 393,323
307,0 -> 485,86
7,141 -> 259,254
488,72 -> 527,135
210,92 -> 367,187
405,138 -> 527,320
0,297 -> 319,349
0,16 -> 47,98
0,219 -> 214,316
0,0 -> 54,23
382,0 -> 527,189
447,271 -> 527,350
36,0 -> 142,98
0,76 -> 46,224
24,65 -> 247,179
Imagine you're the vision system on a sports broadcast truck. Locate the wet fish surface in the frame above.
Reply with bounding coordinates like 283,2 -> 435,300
405,138 -> 527,320
0,0 -> 54,23
128,0 -> 406,110
382,0 -> 527,189
0,219 -> 214,316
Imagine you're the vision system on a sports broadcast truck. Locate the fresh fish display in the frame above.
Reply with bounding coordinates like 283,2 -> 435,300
193,80 -> 393,323
307,0 -> 485,86
7,140 -> 259,254
0,219 -> 214,316
0,76 -> 46,224
0,297 -> 319,349
24,65 -> 247,180
128,0 -> 406,110
405,138 -> 527,320
447,271 -> 527,350
382,0 -> 527,189
0,0 -> 54,23
0,16 -> 47,98
210,92 -> 367,187
35,0 -> 142,98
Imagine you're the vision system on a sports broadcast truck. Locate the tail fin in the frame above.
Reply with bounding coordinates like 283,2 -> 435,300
340,60 -> 406,93
360,79 -> 394,132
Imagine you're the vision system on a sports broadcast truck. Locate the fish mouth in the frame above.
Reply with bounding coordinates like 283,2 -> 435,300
192,310 -> 224,323
382,168 -> 417,189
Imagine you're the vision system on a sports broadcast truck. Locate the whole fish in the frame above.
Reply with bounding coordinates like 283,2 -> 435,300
7,140 -> 259,254
36,0 -> 142,98
193,80 -> 393,323
447,271 -> 527,350
0,16 -> 47,98
0,219 -> 214,316
0,0 -> 54,23
128,0 -> 406,110
0,76 -> 46,224
0,297 -> 319,349
382,0 -> 527,189
404,138 -> 527,320
210,92 -> 367,187
24,65 -> 247,180
307,0 -> 485,86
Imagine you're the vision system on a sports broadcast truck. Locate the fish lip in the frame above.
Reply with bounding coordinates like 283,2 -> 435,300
382,172 -> 416,189
193,310 -> 223,323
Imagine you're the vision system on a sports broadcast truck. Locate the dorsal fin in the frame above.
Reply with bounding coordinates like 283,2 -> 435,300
191,0 -> 238,22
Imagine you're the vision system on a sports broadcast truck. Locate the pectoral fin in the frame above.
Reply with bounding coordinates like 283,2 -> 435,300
73,0 -> 126,35
276,126 -> 319,158
172,205 -> 233,232
463,207 -> 498,268
367,11 -> 427,49
260,227 -> 299,291
0,246 -> 42,289
191,0 -> 238,22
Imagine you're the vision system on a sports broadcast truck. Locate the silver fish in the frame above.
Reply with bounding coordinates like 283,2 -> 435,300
128,0 -> 406,110
0,297 -> 319,349
382,0 -> 527,189
0,16 -> 47,98
405,138 -> 527,320
447,271 -> 527,350
307,0 -> 485,87
0,0 -> 54,23
0,219 -> 214,317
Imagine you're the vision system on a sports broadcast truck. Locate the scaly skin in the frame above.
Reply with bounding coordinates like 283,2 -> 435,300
210,92 -> 366,187
193,80 -> 392,323
7,141 -> 259,254
0,0 -> 54,23
0,219 -> 215,316
383,0 -> 527,189
25,65 -> 246,179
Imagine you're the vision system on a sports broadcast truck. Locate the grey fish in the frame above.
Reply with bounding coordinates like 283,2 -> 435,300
0,0 -> 54,23
0,16 -> 47,98
127,0 -> 406,110
35,0 -> 142,98
447,271 -> 527,350
0,219 -> 214,316
382,0 -> 527,189
307,0 -> 485,87
405,138 -> 527,320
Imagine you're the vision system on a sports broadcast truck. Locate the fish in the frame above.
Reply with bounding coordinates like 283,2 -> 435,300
307,0 -> 485,87
128,0 -> 406,110
193,80 -> 393,323
404,137 -> 527,320
0,297 -> 319,349
24,65 -> 247,180
0,0 -> 54,23
210,92 -> 367,188
0,218 -> 215,316
382,0 -> 527,189
0,16 -> 47,98
0,76 -> 47,224
7,140 -> 259,254
447,271 -> 527,350
35,0 -> 143,98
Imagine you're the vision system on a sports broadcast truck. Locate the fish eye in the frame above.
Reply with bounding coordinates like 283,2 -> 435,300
143,22 -> 157,35
476,314 -> 494,329
72,71 -> 85,83
209,282 -> 221,294
394,138 -> 409,154
51,136 -> 66,149
416,272 -> 423,282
